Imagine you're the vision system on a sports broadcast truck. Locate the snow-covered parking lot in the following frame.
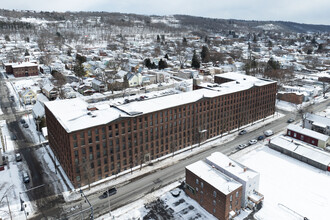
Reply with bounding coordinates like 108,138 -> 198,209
235,145 -> 330,220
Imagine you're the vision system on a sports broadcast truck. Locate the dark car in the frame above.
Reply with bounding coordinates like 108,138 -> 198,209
238,130 -> 247,135
257,135 -> 264,141
102,188 -> 117,198
287,118 -> 294,123
23,123 -> 29,128
20,119 -> 26,124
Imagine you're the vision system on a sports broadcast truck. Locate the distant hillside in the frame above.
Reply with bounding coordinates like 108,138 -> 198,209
0,9 -> 329,34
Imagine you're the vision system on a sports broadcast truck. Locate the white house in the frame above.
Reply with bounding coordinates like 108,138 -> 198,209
303,113 -> 330,135
127,72 -> 143,87
206,152 -> 263,208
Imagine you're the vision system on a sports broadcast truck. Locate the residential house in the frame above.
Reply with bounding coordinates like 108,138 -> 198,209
42,83 -> 58,100
92,78 -> 107,92
303,113 -> 330,135
20,89 -> 37,105
127,72 -> 143,87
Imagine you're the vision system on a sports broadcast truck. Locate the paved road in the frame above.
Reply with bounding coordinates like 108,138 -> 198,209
59,98 -> 330,219
0,73 -> 64,219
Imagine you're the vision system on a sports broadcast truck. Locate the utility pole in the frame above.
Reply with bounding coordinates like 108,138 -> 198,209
80,189 -> 94,220
5,195 -> 12,220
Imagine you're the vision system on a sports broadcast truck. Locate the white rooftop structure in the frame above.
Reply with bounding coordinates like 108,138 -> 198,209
45,72 -> 274,133
206,152 -> 259,182
287,124 -> 329,142
270,136 -> 330,170
10,62 -> 38,68
186,160 -> 242,195
206,152 -> 261,207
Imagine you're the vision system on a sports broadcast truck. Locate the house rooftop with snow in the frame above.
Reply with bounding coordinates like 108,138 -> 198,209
287,124 -> 330,149
185,160 -> 242,220
303,113 -> 330,136
206,152 -> 263,208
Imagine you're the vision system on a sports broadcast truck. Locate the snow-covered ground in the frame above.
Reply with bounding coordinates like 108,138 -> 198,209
233,145 -> 330,220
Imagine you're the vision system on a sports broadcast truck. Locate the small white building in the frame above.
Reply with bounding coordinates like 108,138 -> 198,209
303,113 -> 330,135
206,152 -> 263,208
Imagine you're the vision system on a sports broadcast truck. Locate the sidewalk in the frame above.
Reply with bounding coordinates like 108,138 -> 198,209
60,112 -> 285,202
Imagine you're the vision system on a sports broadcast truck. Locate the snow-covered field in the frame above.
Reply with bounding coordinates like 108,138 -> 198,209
235,145 -> 330,220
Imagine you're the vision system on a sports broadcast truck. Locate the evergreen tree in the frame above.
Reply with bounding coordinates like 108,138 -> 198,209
191,50 -> 200,69
164,54 -> 169,60
73,64 -> 86,81
67,49 -> 72,57
144,58 -> 152,69
5,35 -> 10,41
266,57 -> 280,71
157,35 -> 160,43
24,49 -> 30,56
123,75 -> 129,89
151,62 -> 157,69
182,37 -> 187,46
158,59 -> 168,70
201,45 -> 210,63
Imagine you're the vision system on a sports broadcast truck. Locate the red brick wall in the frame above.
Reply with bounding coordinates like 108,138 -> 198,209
277,93 -> 303,104
185,168 -> 242,220
287,129 -> 319,146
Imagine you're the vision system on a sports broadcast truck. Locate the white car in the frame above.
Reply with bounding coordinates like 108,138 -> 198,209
264,130 -> 274,137
249,139 -> 257,145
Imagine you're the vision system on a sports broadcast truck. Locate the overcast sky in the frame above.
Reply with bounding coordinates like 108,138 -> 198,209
3,0 -> 330,25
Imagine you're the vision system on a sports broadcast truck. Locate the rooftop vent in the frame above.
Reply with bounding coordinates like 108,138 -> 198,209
87,105 -> 98,111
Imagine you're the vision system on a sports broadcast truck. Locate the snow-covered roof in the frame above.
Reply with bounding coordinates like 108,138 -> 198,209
45,72 -> 275,133
32,101 -> 45,118
206,152 -> 259,182
11,62 -> 38,68
43,83 -> 55,92
306,113 -> 330,127
186,160 -> 242,195
44,98 -> 125,133
287,124 -> 329,142
271,136 -> 330,166
214,72 -> 275,87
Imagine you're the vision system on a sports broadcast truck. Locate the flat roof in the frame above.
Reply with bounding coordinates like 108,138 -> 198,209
206,152 -> 259,182
271,136 -> 330,166
9,62 -> 38,68
45,73 -> 274,133
45,98 -> 126,133
287,124 -> 329,141
306,113 -> 330,127
186,160 -> 242,195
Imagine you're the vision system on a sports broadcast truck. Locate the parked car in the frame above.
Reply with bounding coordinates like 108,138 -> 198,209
249,139 -> 257,145
11,134 -> 17,140
20,119 -> 26,124
238,130 -> 247,135
257,135 -> 264,141
264,130 -> 274,137
102,187 -> 117,198
287,118 -> 294,123
23,123 -> 29,128
236,144 -> 248,150
15,153 -> 22,162
22,171 -> 30,183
